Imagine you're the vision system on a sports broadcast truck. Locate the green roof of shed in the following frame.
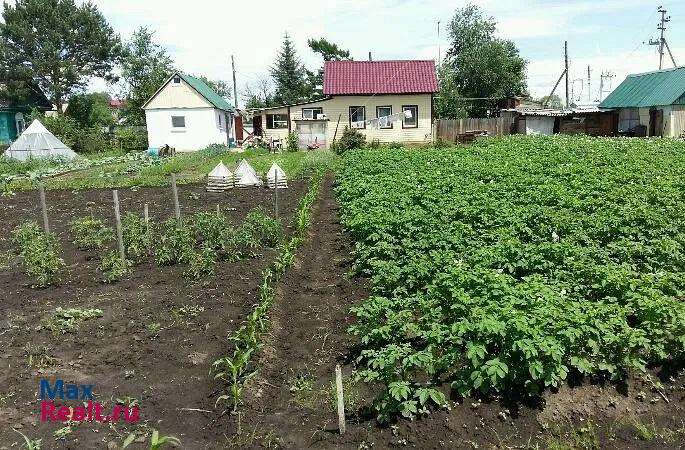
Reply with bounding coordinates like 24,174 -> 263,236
599,67 -> 685,108
180,73 -> 233,111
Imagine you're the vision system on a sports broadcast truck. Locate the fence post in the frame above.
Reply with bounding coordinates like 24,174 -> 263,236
112,190 -> 125,260
143,203 -> 149,224
38,182 -> 50,233
335,365 -> 346,435
274,171 -> 279,218
170,173 -> 181,220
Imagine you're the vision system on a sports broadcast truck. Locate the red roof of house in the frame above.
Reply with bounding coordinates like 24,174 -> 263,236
323,60 -> 439,96
110,99 -> 122,107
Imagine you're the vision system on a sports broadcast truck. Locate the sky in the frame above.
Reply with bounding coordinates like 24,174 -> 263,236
5,0 -> 685,103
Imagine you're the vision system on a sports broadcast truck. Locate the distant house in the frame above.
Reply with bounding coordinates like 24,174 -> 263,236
143,72 -> 235,151
599,67 -> 685,137
0,82 -> 52,145
251,60 -> 439,148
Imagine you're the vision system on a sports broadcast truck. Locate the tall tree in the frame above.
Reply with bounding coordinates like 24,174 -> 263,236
119,27 -> 174,125
0,0 -> 121,113
270,33 -> 313,105
65,92 -> 114,128
438,4 -> 527,118
307,37 -> 352,99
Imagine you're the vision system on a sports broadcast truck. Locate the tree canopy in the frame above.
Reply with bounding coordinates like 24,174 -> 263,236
119,27 -> 175,125
196,76 -> 232,101
438,4 -> 527,118
65,92 -> 114,128
270,33 -> 314,105
0,0 -> 122,113
307,37 -> 352,99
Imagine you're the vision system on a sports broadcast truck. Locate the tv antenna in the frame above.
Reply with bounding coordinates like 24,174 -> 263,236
648,6 -> 677,69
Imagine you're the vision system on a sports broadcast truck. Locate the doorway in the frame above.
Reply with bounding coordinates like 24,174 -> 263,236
650,109 -> 664,137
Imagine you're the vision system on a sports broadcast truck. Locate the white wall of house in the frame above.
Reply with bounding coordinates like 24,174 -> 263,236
145,107 -> 228,151
258,93 -> 433,148
671,105 -> 685,137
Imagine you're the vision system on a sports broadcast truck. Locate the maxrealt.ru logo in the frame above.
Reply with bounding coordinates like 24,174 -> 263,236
40,380 -> 139,423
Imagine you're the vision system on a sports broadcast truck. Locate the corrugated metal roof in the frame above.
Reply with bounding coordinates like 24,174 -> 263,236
323,60 -> 438,95
599,67 -> 685,108
181,74 -> 233,111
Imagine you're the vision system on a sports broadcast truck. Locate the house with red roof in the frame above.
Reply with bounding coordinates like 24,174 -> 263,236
251,60 -> 439,148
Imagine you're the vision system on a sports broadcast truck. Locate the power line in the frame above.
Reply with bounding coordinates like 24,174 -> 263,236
648,6 -> 677,69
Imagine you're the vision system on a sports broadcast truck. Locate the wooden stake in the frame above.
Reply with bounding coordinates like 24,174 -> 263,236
143,203 -> 149,224
38,182 -> 50,233
274,171 -> 279,218
112,190 -> 125,260
170,173 -> 180,220
335,365 -> 346,435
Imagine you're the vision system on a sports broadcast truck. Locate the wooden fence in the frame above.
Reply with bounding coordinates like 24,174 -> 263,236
434,118 -> 509,142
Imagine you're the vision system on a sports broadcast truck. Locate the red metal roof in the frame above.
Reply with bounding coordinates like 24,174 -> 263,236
323,60 -> 438,95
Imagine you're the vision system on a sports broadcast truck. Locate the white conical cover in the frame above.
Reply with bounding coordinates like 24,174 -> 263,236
236,170 -> 262,187
5,120 -> 79,161
235,159 -> 256,178
266,162 -> 287,188
208,161 -> 232,179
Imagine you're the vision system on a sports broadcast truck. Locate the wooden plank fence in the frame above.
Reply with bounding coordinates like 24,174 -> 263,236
434,118 -> 509,142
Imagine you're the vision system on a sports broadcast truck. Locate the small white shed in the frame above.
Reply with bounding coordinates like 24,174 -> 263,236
143,72 -> 235,151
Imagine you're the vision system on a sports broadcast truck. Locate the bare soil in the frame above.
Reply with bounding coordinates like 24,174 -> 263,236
0,182 -> 306,449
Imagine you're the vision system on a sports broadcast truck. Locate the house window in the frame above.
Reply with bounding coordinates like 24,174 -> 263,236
402,105 -> 418,128
618,108 -> 640,132
302,107 -> 323,119
173,75 -> 181,84
171,116 -> 186,128
349,106 -> 365,129
217,112 -> 223,129
376,106 -> 393,129
266,114 -> 288,129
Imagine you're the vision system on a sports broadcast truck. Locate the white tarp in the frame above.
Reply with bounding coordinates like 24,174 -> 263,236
206,161 -> 234,192
5,120 -> 78,161
208,161 -> 232,179
266,163 -> 287,189
235,159 -> 257,178
235,159 -> 262,187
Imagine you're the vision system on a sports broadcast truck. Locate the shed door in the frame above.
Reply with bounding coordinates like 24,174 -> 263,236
296,121 -> 327,148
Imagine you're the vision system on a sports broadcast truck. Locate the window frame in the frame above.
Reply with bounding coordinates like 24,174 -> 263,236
349,106 -> 366,129
302,107 -> 323,120
402,105 -> 418,129
171,115 -> 186,129
172,75 -> 182,85
266,113 -> 289,129
375,105 -> 393,129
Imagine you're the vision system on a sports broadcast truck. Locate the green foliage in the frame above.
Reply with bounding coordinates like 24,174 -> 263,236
242,207 -> 283,247
69,216 -> 113,250
12,221 -> 65,287
270,33 -> 314,105
155,219 -> 195,266
540,94 -> 563,109
115,127 -> 149,152
65,92 -> 114,128
122,213 -> 152,262
307,37 -> 351,99
46,307 -> 102,334
28,111 -> 111,153
337,135 -> 685,421
438,4 -> 527,118
184,245 -> 216,280
99,250 -> 132,283
286,131 -> 299,152
119,27 -> 174,125
331,127 -> 366,154
0,0 -> 122,111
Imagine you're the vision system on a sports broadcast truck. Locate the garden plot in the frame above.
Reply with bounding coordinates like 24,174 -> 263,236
0,181 -> 307,448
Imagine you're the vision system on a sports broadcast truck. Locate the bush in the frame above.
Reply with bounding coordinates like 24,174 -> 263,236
330,127 -> 366,154
155,219 -> 195,266
242,208 -> 282,247
286,131 -> 299,152
12,221 -> 65,287
99,250 -> 132,283
122,213 -> 152,262
114,127 -> 148,152
28,110 -> 112,153
69,217 -> 114,250
75,127 -> 112,153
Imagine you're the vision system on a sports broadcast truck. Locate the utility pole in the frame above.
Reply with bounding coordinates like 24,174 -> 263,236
649,6 -> 675,70
437,21 -> 441,64
587,66 -> 592,102
231,55 -> 238,109
564,41 -> 570,108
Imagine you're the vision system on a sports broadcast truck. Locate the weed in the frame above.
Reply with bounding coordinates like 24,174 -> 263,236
12,221 -> 65,287
288,371 -> 318,409
633,417 -> 657,441
172,304 -> 205,322
547,421 -> 600,450
99,250 -> 132,283
13,429 -> 41,450
69,217 -> 113,250
147,322 -> 161,337
53,423 -> 74,440
24,343 -> 56,368
328,373 -> 362,413
46,307 -> 103,334
116,396 -> 140,408
120,429 -> 180,449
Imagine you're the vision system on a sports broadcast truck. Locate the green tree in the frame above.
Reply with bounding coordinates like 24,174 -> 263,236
539,94 -> 563,109
438,4 -> 527,118
196,76 -> 232,101
307,37 -> 351,99
242,78 -> 275,109
119,27 -> 175,125
0,0 -> 122,114
65,92 -> 114,128
270,33 -> 313,105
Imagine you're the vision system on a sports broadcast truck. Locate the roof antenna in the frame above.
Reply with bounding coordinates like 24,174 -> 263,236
368,52 -> 372,61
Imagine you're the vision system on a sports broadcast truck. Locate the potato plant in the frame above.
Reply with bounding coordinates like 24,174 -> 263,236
337,135 -> 685,422
12,221 -> 65,287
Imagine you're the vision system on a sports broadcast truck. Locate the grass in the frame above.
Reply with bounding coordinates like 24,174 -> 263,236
1,147 -> 337,192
